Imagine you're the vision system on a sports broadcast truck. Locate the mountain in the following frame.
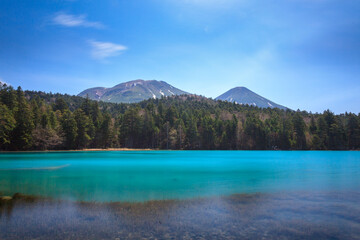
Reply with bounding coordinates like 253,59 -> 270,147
216,87 -> 288,110
78,79 -> 189,103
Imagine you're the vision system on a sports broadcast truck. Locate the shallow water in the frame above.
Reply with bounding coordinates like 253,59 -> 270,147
0,151 -> 360,201
1,192 -> 360,239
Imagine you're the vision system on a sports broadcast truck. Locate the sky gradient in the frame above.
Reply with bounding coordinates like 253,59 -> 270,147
0,0 -> 359,113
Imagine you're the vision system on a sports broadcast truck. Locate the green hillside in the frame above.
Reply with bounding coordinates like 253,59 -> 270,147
1,83 -> 359,151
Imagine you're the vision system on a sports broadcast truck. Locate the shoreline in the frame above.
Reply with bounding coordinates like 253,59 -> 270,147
1,148 -> 359,153
0,148 -> 156,153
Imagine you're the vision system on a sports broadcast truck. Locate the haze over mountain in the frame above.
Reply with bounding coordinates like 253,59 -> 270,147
216,87 -> 288,110
78,80 -> 189,103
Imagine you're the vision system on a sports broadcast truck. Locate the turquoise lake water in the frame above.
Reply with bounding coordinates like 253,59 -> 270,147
0,151 -> 359,202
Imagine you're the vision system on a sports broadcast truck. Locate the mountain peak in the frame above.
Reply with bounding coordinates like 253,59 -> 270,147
216,87 -> 287,110
78,80 -> 189,103
234,86 -> 247,89
232,86 -> 251,92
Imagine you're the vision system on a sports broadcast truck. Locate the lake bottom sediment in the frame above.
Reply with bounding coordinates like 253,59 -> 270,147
1,191 -> 360,240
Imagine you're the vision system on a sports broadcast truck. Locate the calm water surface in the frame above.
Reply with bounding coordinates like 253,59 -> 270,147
0,151 -> 359,201
1,151 -> 360,239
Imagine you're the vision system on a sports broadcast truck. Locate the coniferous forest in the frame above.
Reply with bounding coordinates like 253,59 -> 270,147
0,83 -> 359,151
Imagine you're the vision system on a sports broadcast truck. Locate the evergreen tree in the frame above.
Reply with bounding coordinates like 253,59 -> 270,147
201,116 -> 216,149
347,114 -> 360,149
316,116 -> 327,149
53,98 -> 69,112
0,103 -> 16,150
309,116 -> 317,134
0,84 -> 17,109
0,84 -> 359,151
61,110 -> 78,149
244,114 -> 266,149
120,108 -> 141,148
74,109 -> 92,149
99,113 -> 112,148
11,87 -> 34,150
185,117 -> 199,149
292,112 -> 307,149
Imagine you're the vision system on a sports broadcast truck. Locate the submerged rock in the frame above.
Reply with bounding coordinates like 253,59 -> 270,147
0,196 -> 12,201
12,193 -> 39,202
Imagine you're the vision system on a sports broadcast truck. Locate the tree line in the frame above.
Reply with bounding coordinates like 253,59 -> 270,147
0,83 -> 359,151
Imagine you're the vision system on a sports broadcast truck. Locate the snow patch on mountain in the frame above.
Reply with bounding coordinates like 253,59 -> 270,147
148,89 -> 156,99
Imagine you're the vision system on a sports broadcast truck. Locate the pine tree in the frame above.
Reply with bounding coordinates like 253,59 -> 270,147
100,113 -> 112,148
61,110 -> 78,149
74,109 -> 92,149
11,87 -> 34,150
120,108 -> 141,148
53,98 -> 69,112
292,112 -> 307,149
347,114 -> 360,149
0,103 -> 16,150
185,117 -> 199,149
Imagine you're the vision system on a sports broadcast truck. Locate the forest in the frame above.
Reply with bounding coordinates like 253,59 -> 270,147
0,83 -> 359,151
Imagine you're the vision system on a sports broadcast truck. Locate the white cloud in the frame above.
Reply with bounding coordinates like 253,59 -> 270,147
53,13 -> 104,28
89,40 -> 127,59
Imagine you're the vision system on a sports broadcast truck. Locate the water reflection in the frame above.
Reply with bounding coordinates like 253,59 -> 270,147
1,191 -> 359,239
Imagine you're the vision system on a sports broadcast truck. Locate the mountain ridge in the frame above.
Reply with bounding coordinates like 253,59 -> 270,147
78,79 -> 189,103
79,80 -> 288,110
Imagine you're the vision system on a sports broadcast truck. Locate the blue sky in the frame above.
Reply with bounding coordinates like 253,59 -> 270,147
0,0 -> 359,113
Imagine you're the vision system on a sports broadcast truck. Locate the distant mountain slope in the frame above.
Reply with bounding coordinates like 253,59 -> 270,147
78,79 -> 189,103
216,87 -> 288,110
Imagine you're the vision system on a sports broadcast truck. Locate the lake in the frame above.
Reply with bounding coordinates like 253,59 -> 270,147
1,151 -> 360,239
